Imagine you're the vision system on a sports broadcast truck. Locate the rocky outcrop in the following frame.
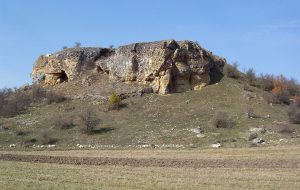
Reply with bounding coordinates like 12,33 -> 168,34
32,40 -> 226,94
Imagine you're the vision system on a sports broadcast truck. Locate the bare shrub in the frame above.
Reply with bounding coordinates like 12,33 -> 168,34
74,42 -> 81,48
45,90 -> 65,104
41,130 -> 50,145
0,88 -> 13,107
271,88 -> 291,105
223,62 -> 240,79
245,107 -> 256,118
257,74 -> 275,91
248,133 -> 258,141
211,112 -> 234,128
245,68 -> 257,86
15,128 -> 27,136
243,84 -> 253,92
288,98 -> 300,124
79,109 -> 99,135
0,90 -> 31,117
21,138 -> 37,147
257,75 -> 299,105
31,84 -> 46,103
54,116 -> 74,129
0,86 -> 65,117
277,123 -> 296,134
286,78 -> 300,97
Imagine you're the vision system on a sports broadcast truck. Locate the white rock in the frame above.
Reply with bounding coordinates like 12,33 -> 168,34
196,134 -> 206,138
210,143 -> 222,148
9,144 -> 16,148
191,127 -> 203,134
279,139 -> 288,143
252,137 -> 265,144
249,127 -> 265,133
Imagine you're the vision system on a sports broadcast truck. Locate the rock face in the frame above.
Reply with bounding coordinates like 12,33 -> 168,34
32,40 -> 226,94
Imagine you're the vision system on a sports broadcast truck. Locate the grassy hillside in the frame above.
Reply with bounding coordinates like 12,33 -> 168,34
1,77 -> 299,149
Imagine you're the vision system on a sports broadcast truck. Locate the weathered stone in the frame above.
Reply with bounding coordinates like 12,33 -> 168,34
191,127 -> 203,134
252,137 -> 265,144
32,40 -> 226,94
210,143 -> 222,148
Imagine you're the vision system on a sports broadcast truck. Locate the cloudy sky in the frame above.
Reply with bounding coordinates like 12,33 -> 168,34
0,0 -> 299,88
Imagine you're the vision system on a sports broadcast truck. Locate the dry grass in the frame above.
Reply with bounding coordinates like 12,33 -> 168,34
1,146 -> 300,190
1,161 -> 299,190
2,145 -> 300,160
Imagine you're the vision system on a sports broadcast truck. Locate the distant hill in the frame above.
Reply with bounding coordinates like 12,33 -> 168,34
0,40 -> 299,149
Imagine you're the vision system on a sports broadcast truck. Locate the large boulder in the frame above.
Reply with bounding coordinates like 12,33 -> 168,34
31,40 -> 226,94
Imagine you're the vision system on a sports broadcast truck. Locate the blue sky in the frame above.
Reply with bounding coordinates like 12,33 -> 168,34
0,0 -> 299,88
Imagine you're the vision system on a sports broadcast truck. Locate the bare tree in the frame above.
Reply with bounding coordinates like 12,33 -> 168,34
74,42 -> 81,48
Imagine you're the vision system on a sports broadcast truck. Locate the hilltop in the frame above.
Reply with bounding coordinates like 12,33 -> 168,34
0,40 -> 299,149
32,40 -> 225,96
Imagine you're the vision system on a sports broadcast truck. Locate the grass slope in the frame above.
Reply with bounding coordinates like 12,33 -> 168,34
0,78 -> 299,149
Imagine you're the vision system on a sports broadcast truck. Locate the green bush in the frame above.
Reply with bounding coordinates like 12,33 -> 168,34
108,92 -> 121,110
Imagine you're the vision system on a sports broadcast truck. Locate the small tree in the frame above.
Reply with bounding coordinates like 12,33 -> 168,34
74,42 -> 81,48
79,109 -> 98,135
62,46 -> 68,50
108,92 -> 121,110
223,62 -> 240,79
31,84 -> 46,103
257,74 -> 275,91
245,68 -> 256,86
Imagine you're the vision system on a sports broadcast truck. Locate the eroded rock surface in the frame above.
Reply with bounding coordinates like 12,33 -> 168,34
32,40 -> 226,94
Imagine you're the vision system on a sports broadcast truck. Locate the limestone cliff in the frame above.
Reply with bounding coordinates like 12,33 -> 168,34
31,40 -> 226,94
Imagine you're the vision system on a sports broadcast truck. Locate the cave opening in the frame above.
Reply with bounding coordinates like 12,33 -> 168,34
60,70 -> 68,82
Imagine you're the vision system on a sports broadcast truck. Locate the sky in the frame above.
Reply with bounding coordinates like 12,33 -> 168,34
0,0 -> 299,88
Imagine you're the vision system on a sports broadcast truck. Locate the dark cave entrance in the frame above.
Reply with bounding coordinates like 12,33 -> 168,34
60,70 -> 68,82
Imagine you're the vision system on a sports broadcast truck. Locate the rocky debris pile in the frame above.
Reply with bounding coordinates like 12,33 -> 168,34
32,40 -> 226,94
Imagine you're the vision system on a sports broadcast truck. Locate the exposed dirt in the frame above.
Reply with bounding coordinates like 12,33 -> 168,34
1,153 -> 299,169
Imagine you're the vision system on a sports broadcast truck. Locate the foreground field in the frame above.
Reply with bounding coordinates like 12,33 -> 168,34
1,145 -> 300,189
